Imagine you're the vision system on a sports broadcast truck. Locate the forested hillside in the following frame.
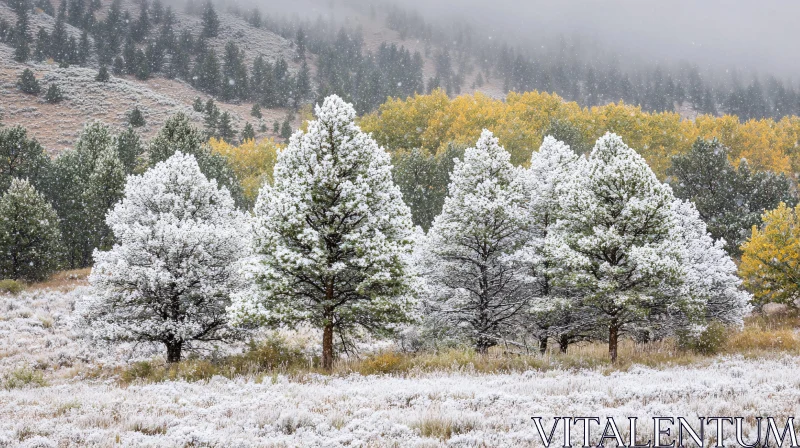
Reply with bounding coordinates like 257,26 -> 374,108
2,0 -> 800,152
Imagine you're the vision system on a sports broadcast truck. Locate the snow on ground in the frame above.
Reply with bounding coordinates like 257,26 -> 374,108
1,289 -> 798,447
1,356 -> 797,447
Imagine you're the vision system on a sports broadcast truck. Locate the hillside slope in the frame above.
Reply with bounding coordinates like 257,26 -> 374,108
0,0 -> 303,150
0,0 -> 512,151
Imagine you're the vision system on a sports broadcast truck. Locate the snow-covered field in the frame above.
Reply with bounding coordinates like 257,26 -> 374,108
1,288 -> 797,447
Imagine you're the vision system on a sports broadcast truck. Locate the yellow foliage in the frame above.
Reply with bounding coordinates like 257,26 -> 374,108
740,203 -> 800,307
361,90 -> 800,178
208,137 -> 280,204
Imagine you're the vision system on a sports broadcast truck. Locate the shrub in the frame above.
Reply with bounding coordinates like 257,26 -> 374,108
0,279 -> 24,295
17,69 -> 41,95
3,367 -> 46,389
413,412 -> 479,440
678,321 -> 729,355
44,84 -> 64,103
354,352 -> 407,375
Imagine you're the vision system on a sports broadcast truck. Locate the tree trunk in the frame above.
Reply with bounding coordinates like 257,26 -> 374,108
166,340 -> 182,363
609,324 -> 619,363
322,322 -> 334,371
559,335 -> 569,354
538,336 -> 548,355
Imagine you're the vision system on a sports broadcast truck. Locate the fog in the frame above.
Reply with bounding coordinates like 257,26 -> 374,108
260,0 -> 798,82
393,0 -> 797,79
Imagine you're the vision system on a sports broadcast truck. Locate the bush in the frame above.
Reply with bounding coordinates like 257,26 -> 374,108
678,321 -> 729,355
0,279 -> 24,295
3,367 -> 46,389
17,69 -> 41,95
354,352 -> 407,375
44,84 -> 64,103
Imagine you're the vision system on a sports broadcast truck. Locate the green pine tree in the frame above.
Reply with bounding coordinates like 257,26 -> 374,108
148,113 -> 245,207
217,111 -> 236,143
203,99 -> 220,137
50,122 -> 116,267
95,65 -> 110,82
250,103 -> 262,118
115,127 -> 143,174
13,2 -> 31,63
112,56 -> 125,76
200,0 -> 219,38
0,178 -> 62,281
82,148 -> 126,251
127,107 -> 146,127
0,125 -> 50,195
241,122 -> 255,142
193,97 -> 205,112
280,117 -> 292,140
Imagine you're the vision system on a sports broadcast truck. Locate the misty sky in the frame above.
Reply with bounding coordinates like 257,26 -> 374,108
382,0 -> 799,80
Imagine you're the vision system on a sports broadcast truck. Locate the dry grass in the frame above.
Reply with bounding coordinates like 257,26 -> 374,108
412,410 -> 481,440
102,312 -> 800,386
27,268 -> 91,292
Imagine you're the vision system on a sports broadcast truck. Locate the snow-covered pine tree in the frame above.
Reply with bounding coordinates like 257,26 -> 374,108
670,199 -> 752,327
525,136 -> 592,354
79,152 -> 248,362
548,133 -> 685,362
0,178 -> 61,282
228,95 -> 416,370
421,130 -> 534,353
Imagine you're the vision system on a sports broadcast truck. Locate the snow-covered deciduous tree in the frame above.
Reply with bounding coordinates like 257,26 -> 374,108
670,199 -> 752,328
79,152 -> 248,362
228,95 -> 416,370
0,178 -> 61,282
525,136 -> 592,354
421,130 -> 534,353
548,133 -> 685,362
